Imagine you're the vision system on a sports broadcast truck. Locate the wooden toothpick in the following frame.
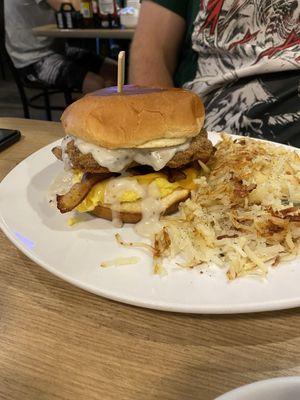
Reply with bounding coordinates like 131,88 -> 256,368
117,51 -> 125,93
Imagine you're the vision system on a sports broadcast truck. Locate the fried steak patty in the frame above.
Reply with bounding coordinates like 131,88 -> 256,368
53,128 -> 213,173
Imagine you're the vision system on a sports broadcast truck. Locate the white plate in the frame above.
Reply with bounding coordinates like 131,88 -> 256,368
1,133 -> 300,314
215,377 -> 300,400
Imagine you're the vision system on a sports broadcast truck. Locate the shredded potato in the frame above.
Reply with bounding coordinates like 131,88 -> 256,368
155,135 -> 300,279
115,233 -> 154,253
100,256 -> 140,268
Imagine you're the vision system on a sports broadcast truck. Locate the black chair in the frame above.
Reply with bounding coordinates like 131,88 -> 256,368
0,1 -> 75,120
0,53 -> 5,79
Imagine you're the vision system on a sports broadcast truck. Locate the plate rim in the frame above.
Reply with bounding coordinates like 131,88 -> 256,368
214,376 -> 300,399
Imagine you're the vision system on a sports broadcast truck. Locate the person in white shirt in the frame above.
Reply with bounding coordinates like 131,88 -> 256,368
5,0 -> 116,93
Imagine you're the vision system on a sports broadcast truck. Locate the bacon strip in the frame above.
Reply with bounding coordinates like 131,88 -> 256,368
57,173 -> 113,213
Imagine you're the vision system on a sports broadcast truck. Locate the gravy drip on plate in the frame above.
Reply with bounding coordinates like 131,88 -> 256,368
105,178 -> 145,228
135,182 -> 164,238
104,178 -> 164,236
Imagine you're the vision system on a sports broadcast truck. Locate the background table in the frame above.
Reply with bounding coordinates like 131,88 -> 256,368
0,117 -> 300,400
33,24 -> 135,39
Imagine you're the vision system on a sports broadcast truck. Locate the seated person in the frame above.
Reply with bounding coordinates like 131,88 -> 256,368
129,1 -> 300,147
4,0 -> 116,93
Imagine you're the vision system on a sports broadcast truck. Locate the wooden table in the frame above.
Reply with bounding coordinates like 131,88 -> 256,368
33,24 -> 135,39
0,117 -> 300,400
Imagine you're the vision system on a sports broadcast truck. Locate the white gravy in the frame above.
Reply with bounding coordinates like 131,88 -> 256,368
47,170 -> 74,206
73,136 -> 190,172
105,178 -> 146,228
104,177 -> 164,237
59,135 -> 178,235
135,182 -> 164,238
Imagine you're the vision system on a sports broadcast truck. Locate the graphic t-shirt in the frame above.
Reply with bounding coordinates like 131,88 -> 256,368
152,0 -> 300,146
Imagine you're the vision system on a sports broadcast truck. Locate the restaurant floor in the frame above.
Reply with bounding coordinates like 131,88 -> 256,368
0,70 -> 63,122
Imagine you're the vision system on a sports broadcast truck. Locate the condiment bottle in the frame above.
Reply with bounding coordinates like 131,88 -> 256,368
92,0 -> 101,27
98,0 -> 119,28
80,0 -> 94,27
56,2 -> 77,29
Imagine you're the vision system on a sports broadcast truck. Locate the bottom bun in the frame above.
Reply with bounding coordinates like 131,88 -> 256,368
90,189 -> 190,224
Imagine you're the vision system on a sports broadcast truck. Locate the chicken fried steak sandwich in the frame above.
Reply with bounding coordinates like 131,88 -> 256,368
51,85 -> 213,227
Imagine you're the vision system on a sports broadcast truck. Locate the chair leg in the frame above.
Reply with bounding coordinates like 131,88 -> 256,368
23,100 -> 30,119
43,89 -> 52,121
64,90 -> 72,106
0,59 -> 6,80
16,81 -> 30,119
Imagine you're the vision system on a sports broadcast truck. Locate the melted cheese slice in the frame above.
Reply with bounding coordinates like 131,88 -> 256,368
76,168 -> 198,213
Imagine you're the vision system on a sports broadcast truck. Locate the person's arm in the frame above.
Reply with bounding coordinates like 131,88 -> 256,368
129,1 -> 186,87
46,0 -> 80,11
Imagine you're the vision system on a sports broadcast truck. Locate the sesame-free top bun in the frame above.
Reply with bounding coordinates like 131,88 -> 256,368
61,85 -> 205,149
